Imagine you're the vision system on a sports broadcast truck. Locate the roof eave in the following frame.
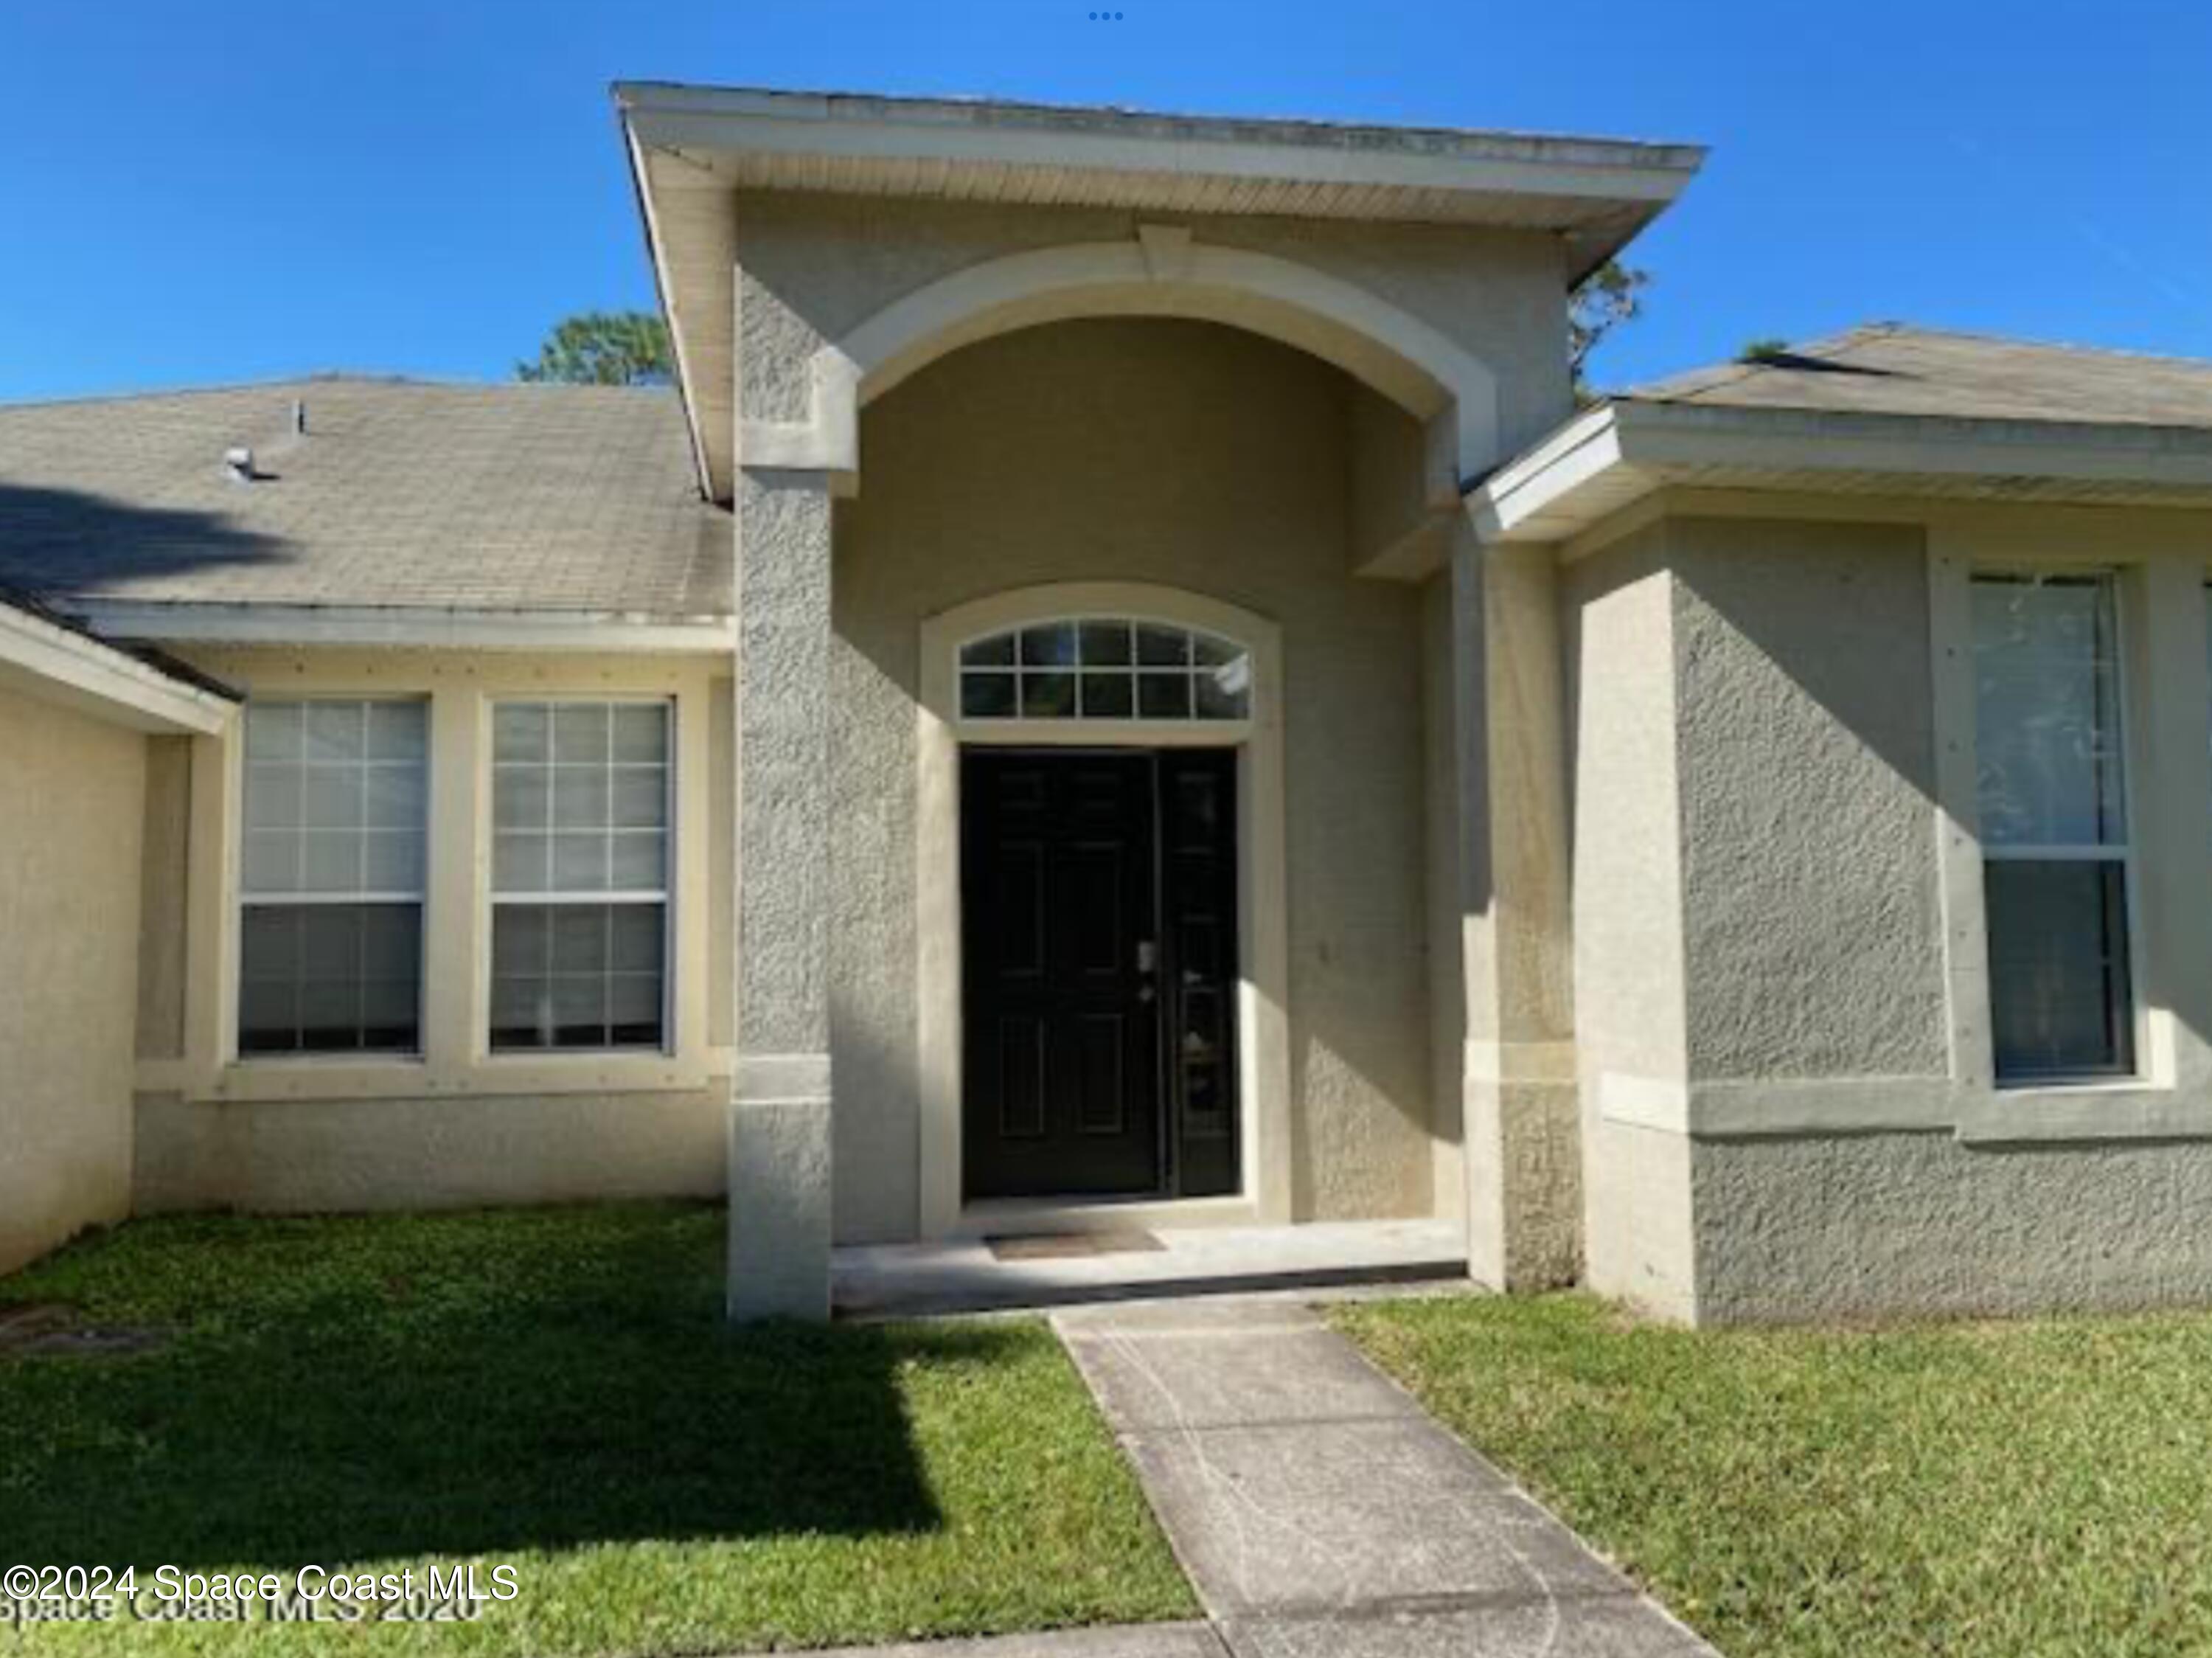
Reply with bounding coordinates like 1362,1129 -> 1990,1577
1471,400 -> 2212,545
71,600 -> 740,656
0,596 -> 238,734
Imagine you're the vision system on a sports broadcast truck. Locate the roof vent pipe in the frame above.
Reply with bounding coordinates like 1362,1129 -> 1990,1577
292,399 -> 306,437
224,446 -> 256,482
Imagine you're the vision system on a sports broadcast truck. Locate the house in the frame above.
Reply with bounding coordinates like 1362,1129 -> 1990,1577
7,86 -> 2212,1324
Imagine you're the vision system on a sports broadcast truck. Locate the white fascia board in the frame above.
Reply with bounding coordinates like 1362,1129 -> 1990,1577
1470,400 -> 2212,544
615,84 -> 1703,212
71,603 -> 739,656
1624,403 -> 2212,485
1466,403 -> 1629,541
0,604 -> 235,735
623,122 -> 717,502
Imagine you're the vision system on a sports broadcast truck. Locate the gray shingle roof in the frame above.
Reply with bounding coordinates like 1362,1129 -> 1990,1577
1626,324 -> 2212,429
0,377 -> 730,617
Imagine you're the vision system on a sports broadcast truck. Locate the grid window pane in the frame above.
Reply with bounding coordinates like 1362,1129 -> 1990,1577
553,704 -> 608,763
1136,623 -> 1191,667
1138,672 -> 1192,719
495,766 -> 549,829
1972,575 -> 2134,1086
238,700 -> 426,1058
956,619 -> 1251,723
1020,622 -> 1079,667
494,704 -> 549,763
612,705 -> 669,764
962,673 -> 1017,719
1021,672 -> 1077,718
491,700 -> 670,1053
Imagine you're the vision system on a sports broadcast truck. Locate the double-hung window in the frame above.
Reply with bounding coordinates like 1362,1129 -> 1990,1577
1972,572 -> 2135,1083
238,700 -> 428,1055
490,701 -> 671,1051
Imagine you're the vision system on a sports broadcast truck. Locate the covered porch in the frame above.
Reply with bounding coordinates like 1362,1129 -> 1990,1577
613,83 -> 1703,1319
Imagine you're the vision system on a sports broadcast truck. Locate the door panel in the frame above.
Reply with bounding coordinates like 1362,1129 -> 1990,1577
962,752 -> 1161,1198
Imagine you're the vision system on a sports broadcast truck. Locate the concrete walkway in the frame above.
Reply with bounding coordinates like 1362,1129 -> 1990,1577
735,1294 -> 1718,1658
1052,1297 -> 1720,1658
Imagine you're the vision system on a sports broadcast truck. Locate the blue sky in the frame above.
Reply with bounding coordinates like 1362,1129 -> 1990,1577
4,0 -> 2209,402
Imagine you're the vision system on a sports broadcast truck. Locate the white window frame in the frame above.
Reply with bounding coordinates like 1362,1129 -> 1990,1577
235,696 -> 431,1061
1970,566 -> 2147,1089
485,695 -> 677,1057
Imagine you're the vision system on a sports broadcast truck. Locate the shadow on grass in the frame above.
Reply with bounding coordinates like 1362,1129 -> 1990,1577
0,1204 -> 998,1569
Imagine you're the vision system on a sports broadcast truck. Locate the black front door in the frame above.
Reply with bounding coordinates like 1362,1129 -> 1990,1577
961,748 -> 1242,1201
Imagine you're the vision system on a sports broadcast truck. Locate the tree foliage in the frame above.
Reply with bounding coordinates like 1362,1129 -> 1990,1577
1569,260 -> 1650,402
516,311 -> 673,386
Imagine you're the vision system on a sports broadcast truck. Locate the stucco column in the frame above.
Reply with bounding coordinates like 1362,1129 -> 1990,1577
1448,522 -> 1580,1290
727,465 -> 835,1321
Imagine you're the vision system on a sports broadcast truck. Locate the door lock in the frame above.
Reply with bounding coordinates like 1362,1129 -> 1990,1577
1135,940 -> 1158,974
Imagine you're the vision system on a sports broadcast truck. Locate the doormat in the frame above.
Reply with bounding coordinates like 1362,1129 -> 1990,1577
985,1229 -> 1166,1261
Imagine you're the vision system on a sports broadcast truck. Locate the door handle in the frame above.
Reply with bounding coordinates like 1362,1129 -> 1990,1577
1136,940 -> 1158,974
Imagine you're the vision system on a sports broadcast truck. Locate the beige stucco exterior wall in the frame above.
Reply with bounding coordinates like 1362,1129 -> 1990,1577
0,684 -> 147,1272
133,1088 -> 724,1214
1689,1129 -> 2212,1322
1669,517 -> 1947,1083
1562,502 -> 2212,1324
730,194 -> 1575,465
1565,513 -> 1952,1319
1560,523 -> 1697,1319
830,316 -> 1438,1242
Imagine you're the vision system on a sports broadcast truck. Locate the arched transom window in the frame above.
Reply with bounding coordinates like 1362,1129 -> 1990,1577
959,617 -> 1253,722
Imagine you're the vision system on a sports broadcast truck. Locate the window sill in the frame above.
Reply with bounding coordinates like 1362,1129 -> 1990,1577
1954,1081 -> 2212,1144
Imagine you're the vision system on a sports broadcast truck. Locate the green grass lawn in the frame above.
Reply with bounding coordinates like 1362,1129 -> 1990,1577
0,1204 -> 1192,1655
1338,1293 -> 2212,1658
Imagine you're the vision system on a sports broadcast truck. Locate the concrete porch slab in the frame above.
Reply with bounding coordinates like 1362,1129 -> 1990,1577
834,1218 -> 1464,1319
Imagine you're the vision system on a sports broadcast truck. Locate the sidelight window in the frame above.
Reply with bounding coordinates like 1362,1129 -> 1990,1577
959,619 -> 1251,722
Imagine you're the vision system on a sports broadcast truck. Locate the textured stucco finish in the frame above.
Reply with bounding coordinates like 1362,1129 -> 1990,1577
735,472 -> 836,1057
830,318 -> 1438,1242
1561,526 -> 1695,1314
132,1089 -> 726,1213
1669,517 -> 1947,1082
1566,514 -> 1966,1321
0,685 -> 146,1272
731,194 -> 1575,462
1694,1131 -> 2212,1322
727,1097 -> 834,1319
